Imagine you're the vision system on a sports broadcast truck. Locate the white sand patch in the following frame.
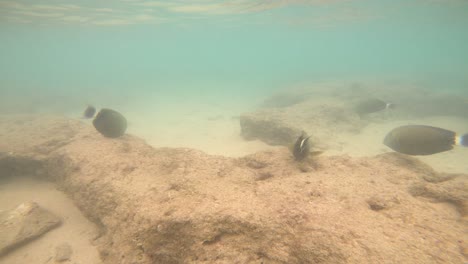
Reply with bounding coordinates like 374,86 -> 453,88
121,93 -> 280,157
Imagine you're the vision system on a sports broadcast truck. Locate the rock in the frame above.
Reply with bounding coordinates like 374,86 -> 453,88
0,154 -> 44,179
260,90 -> 312,108
240,109 -> 301,146
55,242 -> 73,262
0,202 -> 62,256
0,116 -> 467,264
325,81 -> 468,118
240,100 -> 362,148
408,176 -> 468,217
366,195 -> 400,211
244,82 -> 468,148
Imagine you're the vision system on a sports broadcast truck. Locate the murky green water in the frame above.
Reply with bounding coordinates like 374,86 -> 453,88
1,1 -> 467,113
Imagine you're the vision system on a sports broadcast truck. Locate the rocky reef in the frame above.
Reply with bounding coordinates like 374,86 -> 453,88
0,114 -> 466,263
240,82 -> 468,148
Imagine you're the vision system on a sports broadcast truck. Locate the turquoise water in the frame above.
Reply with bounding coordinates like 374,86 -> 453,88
1,2 -> 468,263
1,0 -> 468,110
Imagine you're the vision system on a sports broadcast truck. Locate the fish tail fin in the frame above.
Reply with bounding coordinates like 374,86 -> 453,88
386,103 -> 396,110
459,134 -> 468,147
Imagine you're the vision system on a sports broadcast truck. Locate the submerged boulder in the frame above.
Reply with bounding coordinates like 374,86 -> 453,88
0,202 -> 62,256
240,99 -> 362,149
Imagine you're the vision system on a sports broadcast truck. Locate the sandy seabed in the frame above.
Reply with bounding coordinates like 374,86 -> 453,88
0,83 -> 467,263
0,177 -> 101,264
122,101 -> 468,174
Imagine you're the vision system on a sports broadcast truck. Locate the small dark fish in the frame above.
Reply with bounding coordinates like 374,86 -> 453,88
384,125 -> 468,155
355,99 -> 395,115
92,108 -> 127,138
293,132 -> 311,161
83,105 -> 96,119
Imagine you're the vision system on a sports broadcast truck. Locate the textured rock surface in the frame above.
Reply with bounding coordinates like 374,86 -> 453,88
335,82 -> 468,118
0,201 -> 62,256
240,98 -> 362,148
0,114 -> 467,263
241,82 -> 468,147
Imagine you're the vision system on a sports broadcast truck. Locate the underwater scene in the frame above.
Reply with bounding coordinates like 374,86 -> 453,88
0,0 -> 467,263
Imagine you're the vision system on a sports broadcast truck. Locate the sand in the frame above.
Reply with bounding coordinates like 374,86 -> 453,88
85,92 -> 280,158
0,115 -> 466,263
0,176 -> 102,264
122,107 -> 468,173
0,82 -> 467,263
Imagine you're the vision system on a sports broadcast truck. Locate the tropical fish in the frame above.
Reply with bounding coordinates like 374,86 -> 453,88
83,105 -> 96,119
355,99 -> 395,116
292,132 -> 323,161
293,132 -> 310,161
383,125 -> 468,155
92,108 -> 127,138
